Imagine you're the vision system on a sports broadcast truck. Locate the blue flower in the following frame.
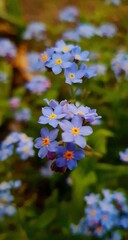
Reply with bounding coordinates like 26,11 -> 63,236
84,193 -> 100,205
27,52 -> 40,72
0,145 -> 13,161
54,40 -> 74,53
72,46 -> 89,61
34,127 -> 58,159
119,148 -> 128,162
59,6 -> 79,22
0,38 -> 16,58
38,106 -> 66,128
64,63 -> 86,84
56,142 -> 85,170
63,30 -> 80,42
39,48 -> 54,70
25,75 -> 51,94
77,24 -> 96,38
16,140 -> 34,160
59,115 -> 93,148
67,103 -> 101,123
96,24 -> 117,38
23,21 -> 46,41
46,53 -> 72,74
15,108 -> 31,121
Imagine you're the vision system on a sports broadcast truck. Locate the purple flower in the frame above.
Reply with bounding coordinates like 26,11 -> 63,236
38,106 -> 66,128
56,142 -> 85,170
119,148 -> 128,162
34,127 -> 58,158
54,40 -> 74,53
64,63 -> 86,84
59,115 -> 93,148
72,46 -> 89,61
46,53 -> 72,74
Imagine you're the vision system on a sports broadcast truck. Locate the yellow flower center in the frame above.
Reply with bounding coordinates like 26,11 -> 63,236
90,210 -> 96,216
103,214 -> 108,220
75,54 -> 81,60
64,151 -> 74,160
1,198 -> 7,204
62,46 -> 69,51
6,136 -> 12,142
42,54 -> 48,62
69,73 -> 75,79
71,127 -> 80,135
23,147 -> 29,153
42,137 -> 50,146
55,58 -> 62,65
49,113 -> 57,119
77,111 -> 83,115
97,226 -> 102,233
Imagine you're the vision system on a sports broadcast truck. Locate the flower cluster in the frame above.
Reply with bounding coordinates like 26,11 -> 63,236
71,190 -> 128,239
119,148 -> 128,162
0,180 -> 21,220
34,99 -> 101,172
59,6 -> 79,22
0,132 -> 34,161
111,52 -> 128,78
39,40 -> 96,84
0,38 -> 16,59
22,21 -> 46,41
63,23 -> 117,42
25,75 -> 51,94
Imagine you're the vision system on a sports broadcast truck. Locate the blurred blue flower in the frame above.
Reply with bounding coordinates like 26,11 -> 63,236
119,148 -> 128,162
96,24 -> 117,38
63,30 -> 80,42
59,6 -> 79,22
23,21 -> 46,41
0,38 -> 16,58
15,108 -> 31,121
25,75 -> 51,94
77,24 -> 96,38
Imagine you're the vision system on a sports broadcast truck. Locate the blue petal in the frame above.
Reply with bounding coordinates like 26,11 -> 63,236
67,159 -> 77,170
62,132 -> 74,142
38,147 -> 48,158
56,157 -> 66,167
75,135 -> 86,148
